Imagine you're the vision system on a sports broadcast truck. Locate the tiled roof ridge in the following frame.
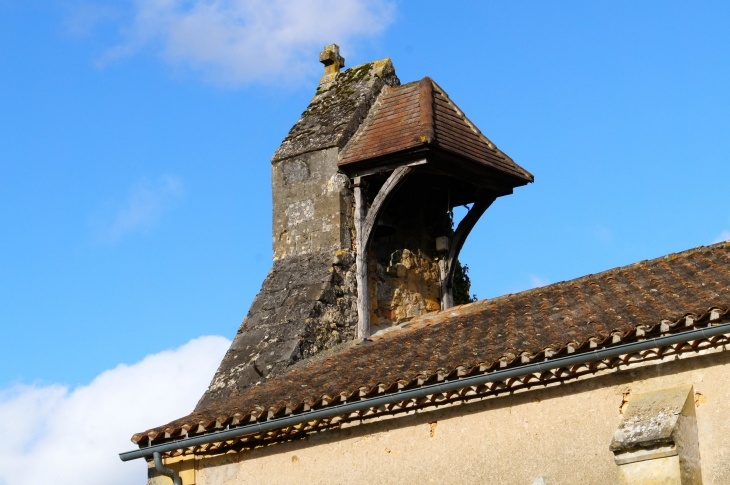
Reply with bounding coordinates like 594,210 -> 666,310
336,80 -> 395,163
346,75 -> 531,180
427,78 -> 533,182
272,58 -> 399,162
418,77 -> 435,143
337,77 -> 435,164
132,240 -> 730,445
337,78 -> 439,164
478,239 -> 730,309
337,76 -> 533,184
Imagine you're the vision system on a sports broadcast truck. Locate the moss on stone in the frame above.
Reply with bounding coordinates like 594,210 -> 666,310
271,59 -> 400,162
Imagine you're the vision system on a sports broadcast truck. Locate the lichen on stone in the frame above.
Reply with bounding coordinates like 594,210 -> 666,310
194,249 -> 358,412
271,59 -> 400,163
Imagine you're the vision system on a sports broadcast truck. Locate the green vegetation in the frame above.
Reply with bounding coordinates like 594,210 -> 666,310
452,260 -> 477,304
448,209 -> 477,305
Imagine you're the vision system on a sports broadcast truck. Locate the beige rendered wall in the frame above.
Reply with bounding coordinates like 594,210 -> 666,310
148,347 -> 730,485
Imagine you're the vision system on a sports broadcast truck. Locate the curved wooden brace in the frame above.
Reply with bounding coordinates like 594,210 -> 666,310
355,165 -> 413,338
440,196 -> 496,309
362,166 -> 412,250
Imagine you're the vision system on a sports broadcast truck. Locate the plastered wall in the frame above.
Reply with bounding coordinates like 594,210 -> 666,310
149,346 -> 730,485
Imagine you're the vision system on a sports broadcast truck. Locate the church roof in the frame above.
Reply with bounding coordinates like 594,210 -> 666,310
339,77 -> 533,184
271,59 -> 400,162
133,241 -> 730,447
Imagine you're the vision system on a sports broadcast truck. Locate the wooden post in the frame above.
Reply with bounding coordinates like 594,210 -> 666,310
354,177 -> 370,339
440,196 -> 496,310
353,166 -> 414,338
439,259 -> 453,309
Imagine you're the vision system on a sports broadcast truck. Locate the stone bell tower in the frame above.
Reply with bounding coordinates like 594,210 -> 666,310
195,46 -> 532,411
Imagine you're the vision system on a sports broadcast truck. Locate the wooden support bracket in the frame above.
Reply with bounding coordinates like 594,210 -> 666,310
440,196 -> 496,309
354,165 -> 414,338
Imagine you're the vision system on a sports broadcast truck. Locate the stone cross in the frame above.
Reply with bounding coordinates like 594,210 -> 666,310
319,44 -> 345,85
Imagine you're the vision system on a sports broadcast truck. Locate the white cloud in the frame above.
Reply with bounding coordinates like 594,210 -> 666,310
528,274 -> 550,289
0,335 -> 230,485
97,174 -> 183,243
713,230 -> 730,244
95,0 -> 396,85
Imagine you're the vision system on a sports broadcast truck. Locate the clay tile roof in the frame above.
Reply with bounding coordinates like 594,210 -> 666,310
135,241 -> 730,444
271,59 -> 400,162
339,77 -> 533,183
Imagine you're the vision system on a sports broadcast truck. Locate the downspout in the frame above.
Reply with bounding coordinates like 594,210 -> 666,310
120,320 -> 730,463
153,451 -> 182,485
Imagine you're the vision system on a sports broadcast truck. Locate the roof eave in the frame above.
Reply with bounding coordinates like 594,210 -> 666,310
338,144 -> 532,193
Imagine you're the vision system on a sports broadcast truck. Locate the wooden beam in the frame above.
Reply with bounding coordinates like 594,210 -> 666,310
440,196 -> 496,309
362,165 -> 413,250
344,159 -> 426,183
354,165 -> 414,338
354,177 -> 369,339
438,258 -> 453,310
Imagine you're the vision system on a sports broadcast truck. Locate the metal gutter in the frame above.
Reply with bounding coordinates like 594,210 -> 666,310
153,451 -> 181,485
120,322 -> 729,462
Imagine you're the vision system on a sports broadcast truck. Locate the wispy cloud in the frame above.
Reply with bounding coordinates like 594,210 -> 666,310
63,3 -> 121,37
528,274 -> 550,289
95,175 -> 183,243
713,230 -> 730,244
89,0 -> 396,86
0,336 -> 230,485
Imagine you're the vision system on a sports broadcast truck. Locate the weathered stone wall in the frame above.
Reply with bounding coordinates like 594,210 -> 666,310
272,59 -> 399,163
197,145 -> 360,411
195,249 -> 358,411
195,60 -> 400,409
156,346 -> 730,485
368,180 -> 449,329
272,148 -> 354,260
369,248 -> 441,328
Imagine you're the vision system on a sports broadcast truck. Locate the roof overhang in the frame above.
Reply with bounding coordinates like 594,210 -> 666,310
338,146 -> 528,198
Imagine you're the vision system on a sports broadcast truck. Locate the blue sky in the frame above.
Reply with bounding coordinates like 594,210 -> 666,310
1,1 -> 729,482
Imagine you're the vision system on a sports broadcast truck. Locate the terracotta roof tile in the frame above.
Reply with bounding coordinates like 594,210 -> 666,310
135,241 -> 730,444
339,77 -> 533,183
271,59 -> 400,162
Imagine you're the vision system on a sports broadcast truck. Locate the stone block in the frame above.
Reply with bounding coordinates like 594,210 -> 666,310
260,267 -> 291,292
272,148 -> 349,258
230,328 -> 266,353
257,339 -> 302,367
610,385 -> 702,484
281,158 -> 310,185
